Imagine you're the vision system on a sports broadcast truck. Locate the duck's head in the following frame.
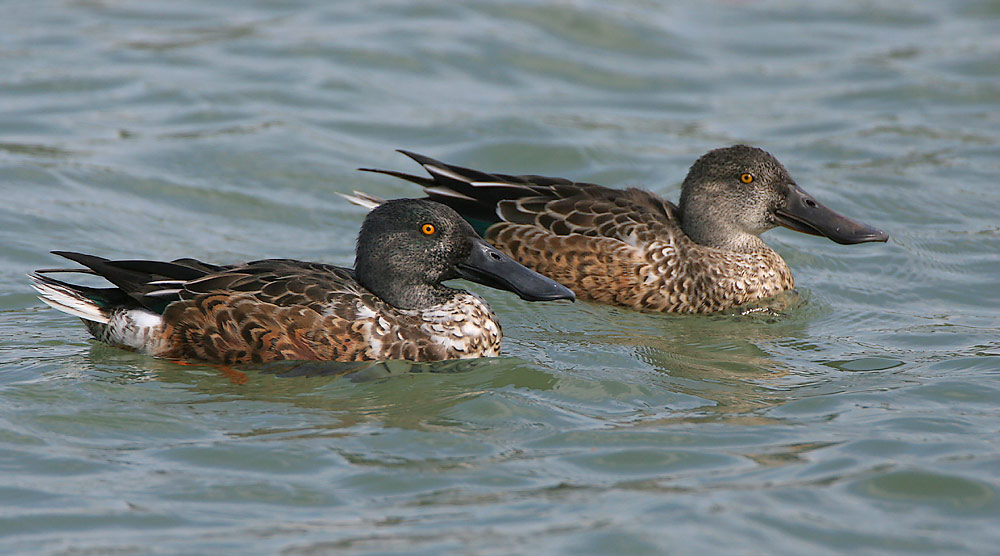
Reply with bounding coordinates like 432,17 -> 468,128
677,145 -> 889,252
355,199 -> 575,310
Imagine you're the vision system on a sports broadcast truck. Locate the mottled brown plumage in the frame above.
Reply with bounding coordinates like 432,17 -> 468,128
30,199 -> 572,363
487,194 -> 794,313
361,147 -> 888,314
148,260 -> 502,363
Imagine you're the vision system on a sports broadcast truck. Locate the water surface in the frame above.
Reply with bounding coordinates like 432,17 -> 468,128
1,1 -> 999,554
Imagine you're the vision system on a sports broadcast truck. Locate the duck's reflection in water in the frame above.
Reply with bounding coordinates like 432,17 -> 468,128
115,350 -> 559,433
91,289 -> 816,432
568,290 -> 816,425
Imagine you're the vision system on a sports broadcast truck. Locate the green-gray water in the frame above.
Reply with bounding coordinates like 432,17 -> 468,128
2,1 -> 998,554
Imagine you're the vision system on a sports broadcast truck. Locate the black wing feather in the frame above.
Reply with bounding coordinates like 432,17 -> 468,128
361,151 -> 589,228
49,251 -> 214,312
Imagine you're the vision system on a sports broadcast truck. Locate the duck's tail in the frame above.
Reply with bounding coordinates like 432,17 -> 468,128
30,270 -> 167,352
29,273 -> 110,324
29,251 -> 212,352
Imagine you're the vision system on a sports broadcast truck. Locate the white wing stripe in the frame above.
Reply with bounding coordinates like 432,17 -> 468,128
424,186 -> 477,201
425,164 -> 474,184
469,181 -> 537,191
145,289 -> 183,297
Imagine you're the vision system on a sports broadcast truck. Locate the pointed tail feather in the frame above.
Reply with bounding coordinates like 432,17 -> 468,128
29,273 -> 109,324
31,270 -> 165,353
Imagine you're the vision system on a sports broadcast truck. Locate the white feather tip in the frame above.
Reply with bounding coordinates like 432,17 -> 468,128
337,191 -> 386,211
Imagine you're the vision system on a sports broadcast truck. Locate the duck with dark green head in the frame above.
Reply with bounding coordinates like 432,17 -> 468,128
30,199 -> 575,363
355,146 -> 888,313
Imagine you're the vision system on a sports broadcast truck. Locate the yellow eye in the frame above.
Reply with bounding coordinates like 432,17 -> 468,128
421,223 -> 436,235
740,173 -> 754,184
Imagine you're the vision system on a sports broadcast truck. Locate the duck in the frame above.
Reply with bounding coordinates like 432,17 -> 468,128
354,146 -> 888,314
29,198 -> 575,363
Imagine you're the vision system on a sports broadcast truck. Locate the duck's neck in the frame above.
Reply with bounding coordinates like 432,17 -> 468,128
384,284 -> 458,311
681,218 -> 771,253
355,265 -> 457,310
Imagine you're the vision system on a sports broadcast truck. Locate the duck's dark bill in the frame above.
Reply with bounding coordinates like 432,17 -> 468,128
457,238 -> 576,302
775,184 -> 889,245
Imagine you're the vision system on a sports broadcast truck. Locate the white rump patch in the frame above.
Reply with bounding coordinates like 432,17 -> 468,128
104,309 -> 163,351
126,309 -> 162,330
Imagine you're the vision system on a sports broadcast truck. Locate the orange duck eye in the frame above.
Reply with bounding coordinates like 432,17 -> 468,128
740,173 -> 754,184
421,223 -> 436,235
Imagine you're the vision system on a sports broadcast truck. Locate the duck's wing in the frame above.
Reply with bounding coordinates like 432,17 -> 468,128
360,150 -> 573,233
155,259 -> 384,363
175,259 -> 361,310
361,150 -> 682,242
34,254 -> 382,362
35,251 -> 225,314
